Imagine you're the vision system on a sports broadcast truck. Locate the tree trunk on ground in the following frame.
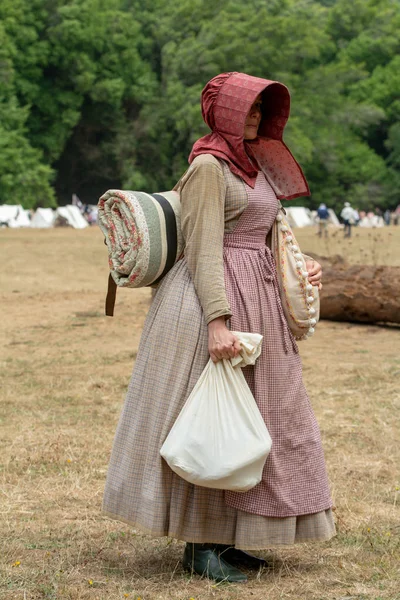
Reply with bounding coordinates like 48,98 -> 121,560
309,255 -> 400,324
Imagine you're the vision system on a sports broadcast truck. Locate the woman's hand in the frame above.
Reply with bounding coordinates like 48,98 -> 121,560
305,258 -> 323,290
208,317 -> 241,363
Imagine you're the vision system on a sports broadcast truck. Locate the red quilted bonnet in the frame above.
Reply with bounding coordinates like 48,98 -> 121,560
189,72 -> 310,200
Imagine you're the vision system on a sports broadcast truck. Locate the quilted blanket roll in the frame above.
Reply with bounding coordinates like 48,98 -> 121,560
98,189 -> 183,288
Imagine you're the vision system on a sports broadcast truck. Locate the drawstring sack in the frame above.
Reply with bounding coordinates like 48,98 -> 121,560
160,332 -> 272,492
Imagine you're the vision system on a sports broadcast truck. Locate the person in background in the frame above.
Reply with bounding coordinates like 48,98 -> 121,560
317,203 -> 330,238
341,202 -> 355,237
384,209 -> 391,226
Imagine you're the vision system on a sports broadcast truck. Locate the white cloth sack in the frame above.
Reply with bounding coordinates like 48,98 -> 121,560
160,332 -> 272,492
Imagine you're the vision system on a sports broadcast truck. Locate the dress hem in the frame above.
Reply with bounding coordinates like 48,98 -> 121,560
102,510 -> 336,550
224,500 -> 335,519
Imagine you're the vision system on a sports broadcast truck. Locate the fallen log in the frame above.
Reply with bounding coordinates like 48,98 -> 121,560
310,254 -> 400,324
151,254 -> 399,324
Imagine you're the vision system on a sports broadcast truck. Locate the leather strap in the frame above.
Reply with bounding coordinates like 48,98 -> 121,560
105,273 -> 117,317
151,193 -> 178,286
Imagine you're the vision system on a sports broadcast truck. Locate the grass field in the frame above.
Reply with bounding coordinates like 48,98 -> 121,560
1,225 -> 399,600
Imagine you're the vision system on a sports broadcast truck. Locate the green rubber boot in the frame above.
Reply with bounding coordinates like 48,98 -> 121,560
215,544 -> 268,570
182,543 -> 248,583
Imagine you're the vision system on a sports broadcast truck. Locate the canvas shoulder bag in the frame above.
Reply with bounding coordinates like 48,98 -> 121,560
270,204 -> 320,340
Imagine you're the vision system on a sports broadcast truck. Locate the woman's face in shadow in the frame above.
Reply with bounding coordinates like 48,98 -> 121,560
244,94 -> 262,140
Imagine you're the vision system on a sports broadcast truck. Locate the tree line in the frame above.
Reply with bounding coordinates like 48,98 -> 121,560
0,0 -> 399,213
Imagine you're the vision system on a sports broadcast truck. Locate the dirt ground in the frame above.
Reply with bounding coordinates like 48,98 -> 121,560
0,225 -> 399,600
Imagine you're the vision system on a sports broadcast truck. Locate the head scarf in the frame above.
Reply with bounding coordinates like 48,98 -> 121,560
189,72 -> 310,200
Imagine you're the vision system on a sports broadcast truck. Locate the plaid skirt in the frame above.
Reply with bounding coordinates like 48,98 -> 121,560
103,174 -> 335,548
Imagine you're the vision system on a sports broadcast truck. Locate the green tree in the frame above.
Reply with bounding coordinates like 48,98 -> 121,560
0,0 -> 399,210
0,0 -> 55,207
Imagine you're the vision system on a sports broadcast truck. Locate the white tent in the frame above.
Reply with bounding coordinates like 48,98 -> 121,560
327,208 -> 340,226
1,204 -> 89,229
31,208 -> 55,228
55,205 -> 88,229
0,204 -> 31,228
0,205 -> 18,225
285,206 -> 313,227
359,215 -> 385,228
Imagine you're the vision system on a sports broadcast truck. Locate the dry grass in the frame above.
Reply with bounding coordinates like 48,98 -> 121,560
294,224 -> 399,267
1,226 -> 399,600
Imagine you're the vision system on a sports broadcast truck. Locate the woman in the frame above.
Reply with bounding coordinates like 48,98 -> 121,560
103,72 -> 335,583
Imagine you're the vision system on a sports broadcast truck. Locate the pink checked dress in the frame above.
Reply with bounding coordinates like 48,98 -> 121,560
224,172 -> 332,516
103,164 -> 335,548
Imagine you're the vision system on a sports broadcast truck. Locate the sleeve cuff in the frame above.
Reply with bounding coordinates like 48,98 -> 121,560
205,308 -> 232,325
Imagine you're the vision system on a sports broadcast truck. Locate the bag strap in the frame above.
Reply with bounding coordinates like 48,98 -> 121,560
102,235 -> 116,316
105,273 -> 117,317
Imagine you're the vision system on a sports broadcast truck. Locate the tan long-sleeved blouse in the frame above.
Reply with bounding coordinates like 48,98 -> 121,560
177,154 -> 252,324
